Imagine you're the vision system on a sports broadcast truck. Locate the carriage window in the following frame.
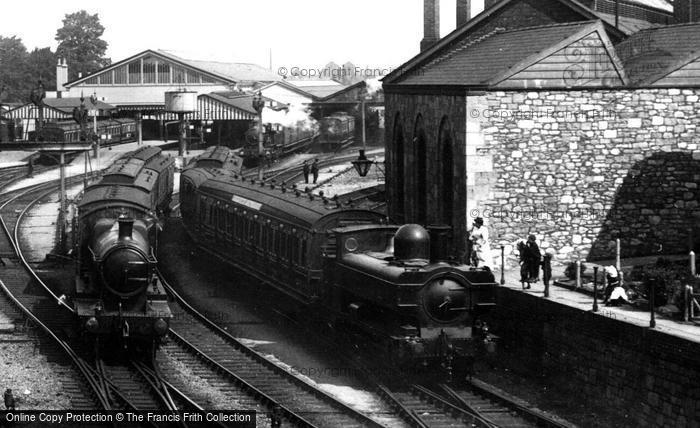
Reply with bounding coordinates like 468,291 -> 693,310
279,233 -> 288,261
254,222 -> 261,246
266,227 -> 274,254
301,239 -> 307,265
227,209 -> 234,235
290,236 -> 299,265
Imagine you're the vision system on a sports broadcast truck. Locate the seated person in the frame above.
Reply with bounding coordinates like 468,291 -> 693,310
603,266 -> 630,306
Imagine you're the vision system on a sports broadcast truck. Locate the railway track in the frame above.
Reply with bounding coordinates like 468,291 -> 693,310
438,382 -> 575,428
0,172 -> 205,420
159,270 -> 397,428
0,176 -> 103,411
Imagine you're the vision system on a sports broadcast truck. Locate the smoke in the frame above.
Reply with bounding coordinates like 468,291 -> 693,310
364,78 -> 382,97
263,103 -> 318,131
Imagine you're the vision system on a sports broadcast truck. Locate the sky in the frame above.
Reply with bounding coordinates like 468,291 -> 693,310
3,0 -> 484,74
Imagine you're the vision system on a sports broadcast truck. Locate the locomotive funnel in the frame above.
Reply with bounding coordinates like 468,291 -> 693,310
394,224 -> 430,260
118,216 -> 134,240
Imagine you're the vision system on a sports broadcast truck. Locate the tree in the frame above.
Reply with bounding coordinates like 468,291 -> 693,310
26,48 -> 57,91
0,36 -> 30,102
55,10 -> 110,82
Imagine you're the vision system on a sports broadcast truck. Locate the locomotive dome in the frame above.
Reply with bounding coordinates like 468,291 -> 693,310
394,224 -> 430,260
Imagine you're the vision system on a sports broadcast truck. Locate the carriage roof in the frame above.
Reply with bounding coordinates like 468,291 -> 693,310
195,169 -> 383,230
78,185 -> 152,217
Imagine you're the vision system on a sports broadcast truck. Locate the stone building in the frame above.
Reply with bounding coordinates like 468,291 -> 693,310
383,0 -> 700,262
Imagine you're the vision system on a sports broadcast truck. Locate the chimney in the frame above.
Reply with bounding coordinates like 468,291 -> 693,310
456,0 -> 471,27
118,217 -> 134,240
420,0 -> 440,52
484,0 -> 499,9
56,58 -> 68,98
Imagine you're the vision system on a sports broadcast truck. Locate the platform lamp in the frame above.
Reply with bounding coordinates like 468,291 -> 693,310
351,149 -> 373,177
252,91 -> 265,180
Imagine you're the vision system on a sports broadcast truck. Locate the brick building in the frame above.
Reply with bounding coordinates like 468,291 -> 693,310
383,0 -> 700,263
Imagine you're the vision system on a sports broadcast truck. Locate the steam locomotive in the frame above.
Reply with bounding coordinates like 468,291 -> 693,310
317,112 -> 355,152
239,122 -> 318,167
73,146 -> 174,343
180,146 -> 497,373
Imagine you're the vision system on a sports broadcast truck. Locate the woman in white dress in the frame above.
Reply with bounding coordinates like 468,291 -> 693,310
469,217 -> 492,270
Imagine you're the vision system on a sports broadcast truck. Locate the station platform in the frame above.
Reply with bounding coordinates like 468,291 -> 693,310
495,255 -> 700,344
1,140 -> 178,193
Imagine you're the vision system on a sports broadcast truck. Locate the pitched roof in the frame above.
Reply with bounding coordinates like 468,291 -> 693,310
65,49 -> 280,87
615,22 -> 700,85
202,92 -> 287,114
44,97 -> 115,113
259,80 -> 319,100
383,0 -> 628,85
287,80 -> 347,98
594,11 -> 662,34
398,21 -> 619,87
159,50 -> 282,83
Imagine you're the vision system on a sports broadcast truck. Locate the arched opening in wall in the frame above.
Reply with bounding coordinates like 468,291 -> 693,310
393,113 -> 405,223
438,116 -> 454,227
413,115 -> 428,225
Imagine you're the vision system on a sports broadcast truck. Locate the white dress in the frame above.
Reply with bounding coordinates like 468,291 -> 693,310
470,225 -> 493,269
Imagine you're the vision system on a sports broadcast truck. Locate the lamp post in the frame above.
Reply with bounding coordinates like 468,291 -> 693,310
89,91 -> 99,172
252,91 -> 265,180
358,86 -> 372,151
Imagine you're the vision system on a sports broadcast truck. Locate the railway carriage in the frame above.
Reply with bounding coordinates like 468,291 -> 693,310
29,118 -> 137,144
181,146 -> 497,374
317,112 -> 355,152
74,146 -> 174,342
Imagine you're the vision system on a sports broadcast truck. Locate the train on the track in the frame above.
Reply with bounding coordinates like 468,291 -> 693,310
28,118 -> 137,144
73,146 -> 174,343
180,146 -> 497,376
317,112 -> 355,152
240,122 -> 318,167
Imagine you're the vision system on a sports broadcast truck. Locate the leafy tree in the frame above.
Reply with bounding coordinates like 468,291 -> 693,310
55,10 -> 110,82
26,47 -> 57,91
0,36 -> 30,102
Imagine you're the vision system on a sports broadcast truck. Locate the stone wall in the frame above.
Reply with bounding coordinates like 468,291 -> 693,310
471,88 -> 700,261
492,287 -> 700,427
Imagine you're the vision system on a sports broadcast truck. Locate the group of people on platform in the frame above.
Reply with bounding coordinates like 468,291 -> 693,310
467,217 -> 551,289
302,159 -> 320,184
467,218 -> 631,304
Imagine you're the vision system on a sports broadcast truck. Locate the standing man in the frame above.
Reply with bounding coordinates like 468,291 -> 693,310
524,235 -> 541,287
311,159 -> 320,184
4,388 -> 15,410
302,160 -> 310,184
469,217 -> 492,270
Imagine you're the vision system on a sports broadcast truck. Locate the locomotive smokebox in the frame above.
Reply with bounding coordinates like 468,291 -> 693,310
427,224 -> 452,262
394,224 -> 430,261
118,216 -> 134,239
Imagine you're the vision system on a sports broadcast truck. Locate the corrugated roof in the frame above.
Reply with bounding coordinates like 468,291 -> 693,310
615,22 -> 700,84
202,92 -> 285,114
44,97 -> 115,112
399,21 -> 599,86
